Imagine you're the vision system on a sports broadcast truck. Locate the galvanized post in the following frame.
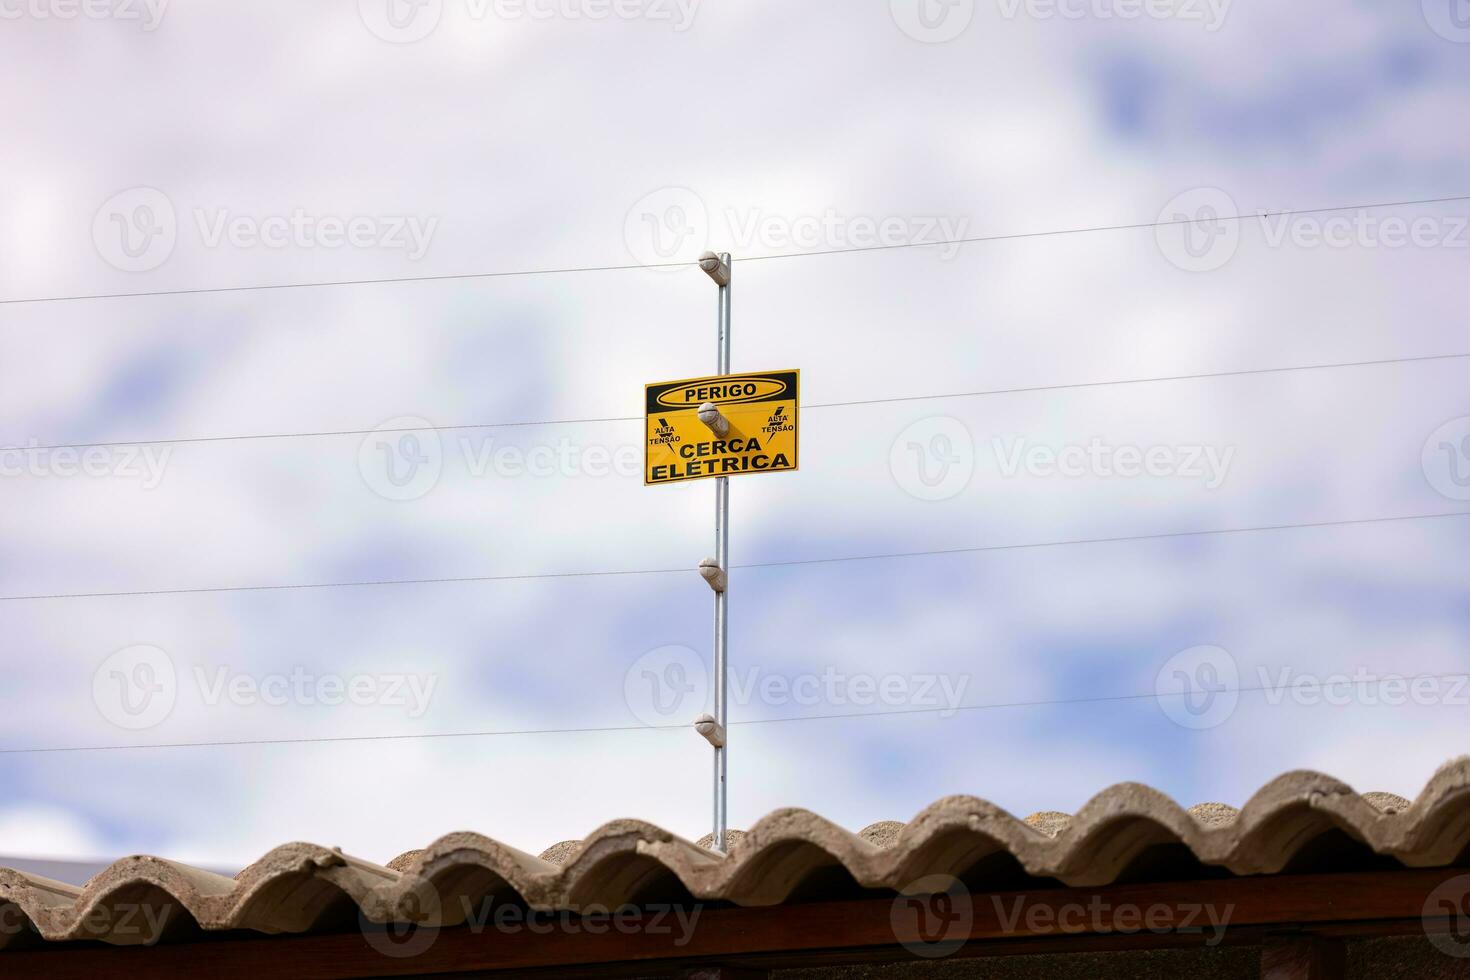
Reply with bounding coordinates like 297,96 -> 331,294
712,251 -> 731,853
693,251 -> 734,852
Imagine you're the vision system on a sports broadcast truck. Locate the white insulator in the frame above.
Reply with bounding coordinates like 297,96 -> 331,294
698,251 -> 731,286
693,713 -> 726,748
697,402 -> 730,437
698,557 -> 727,593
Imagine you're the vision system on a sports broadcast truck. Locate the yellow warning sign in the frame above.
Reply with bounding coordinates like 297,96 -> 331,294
645,370 -> 800,486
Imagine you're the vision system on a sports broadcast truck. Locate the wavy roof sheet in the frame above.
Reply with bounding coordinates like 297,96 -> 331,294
3,758 -> 1468,948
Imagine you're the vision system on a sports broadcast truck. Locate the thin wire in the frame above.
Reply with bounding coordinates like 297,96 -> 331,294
17,414 -> 643,453
5,670 -> 1465,756
0,259 -> 693,307
804,351 -> 1470,411
0,564 -> 689,602
12,350 -> 1468,454
5,194 -> 1467,306
2,510 -> 1465,603
740,194 -> 1470,263
731,511 -> 1470,573
735,670 -> 1470,726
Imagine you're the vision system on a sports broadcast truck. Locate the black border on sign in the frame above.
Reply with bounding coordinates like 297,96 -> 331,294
643,369 -> 800,487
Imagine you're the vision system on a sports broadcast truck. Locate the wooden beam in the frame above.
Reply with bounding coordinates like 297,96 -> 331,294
1261,935 -> 1346,979
681,968 -> 770,980
0,868 -> 1453,979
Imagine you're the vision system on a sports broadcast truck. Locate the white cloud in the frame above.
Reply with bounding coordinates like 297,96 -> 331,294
0,0 -> 1465,866
0,806 -> 108,861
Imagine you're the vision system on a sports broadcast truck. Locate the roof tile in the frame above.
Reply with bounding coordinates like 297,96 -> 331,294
4,757 -> 1468,947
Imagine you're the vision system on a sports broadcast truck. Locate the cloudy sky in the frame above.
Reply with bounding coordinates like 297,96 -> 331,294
0,0 -> 1468,873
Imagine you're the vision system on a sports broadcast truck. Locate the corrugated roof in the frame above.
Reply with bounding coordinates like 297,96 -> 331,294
3,758 -> 1468,948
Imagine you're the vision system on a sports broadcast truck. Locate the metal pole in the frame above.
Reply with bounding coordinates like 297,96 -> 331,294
713,252 -> 731,852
